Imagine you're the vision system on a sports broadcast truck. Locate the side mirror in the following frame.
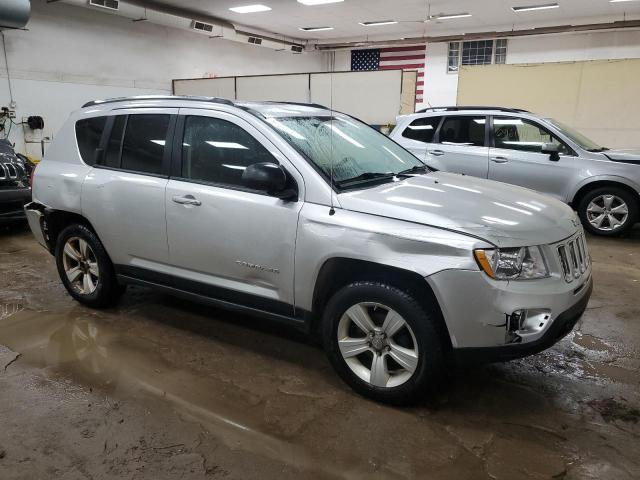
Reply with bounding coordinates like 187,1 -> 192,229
242,162 -> 296,200
541,143 -> 560,161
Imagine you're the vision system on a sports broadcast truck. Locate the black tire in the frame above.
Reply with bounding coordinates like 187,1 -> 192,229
55,224 -> 125,308
322,281 -> 445,405
577,186 -> 638,236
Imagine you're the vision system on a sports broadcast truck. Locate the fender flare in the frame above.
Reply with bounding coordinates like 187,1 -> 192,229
568,175 -> 640,204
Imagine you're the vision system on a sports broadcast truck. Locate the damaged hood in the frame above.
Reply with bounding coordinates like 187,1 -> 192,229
337,172 -> 579,247
604,149 -> 640,164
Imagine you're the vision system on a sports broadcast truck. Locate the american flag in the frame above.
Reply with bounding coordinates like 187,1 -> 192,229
351,44 -> 426,103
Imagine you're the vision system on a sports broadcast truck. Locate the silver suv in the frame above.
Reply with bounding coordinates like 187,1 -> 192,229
391,106 -> 640,236
25,97 -> 592,404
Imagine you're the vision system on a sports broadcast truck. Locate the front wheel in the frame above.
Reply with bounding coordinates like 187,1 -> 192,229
55,224 -> 125,308
322,282 -> 445,405
577,187 -> 638,236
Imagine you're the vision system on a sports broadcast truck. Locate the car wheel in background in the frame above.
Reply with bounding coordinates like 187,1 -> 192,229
578,187 -> 638,236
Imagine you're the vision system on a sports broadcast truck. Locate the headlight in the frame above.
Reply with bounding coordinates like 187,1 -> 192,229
474,246 -> 549,280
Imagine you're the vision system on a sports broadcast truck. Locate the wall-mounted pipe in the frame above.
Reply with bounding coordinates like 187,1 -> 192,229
0,0 -> 31,30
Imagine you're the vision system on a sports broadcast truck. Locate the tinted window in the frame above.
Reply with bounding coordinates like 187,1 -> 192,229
120,114 -> 170,175
439,116 -> 486,147
401,116 -> 441,143
182,116 -> 275,188
493,117 -> 570,154
75,116 -> 106,165
104,115 -> 126,169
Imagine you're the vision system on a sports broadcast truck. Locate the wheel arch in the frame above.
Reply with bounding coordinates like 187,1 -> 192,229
311,257 -> 453,352
570,177 -> 640,209
42,208 -> 98,254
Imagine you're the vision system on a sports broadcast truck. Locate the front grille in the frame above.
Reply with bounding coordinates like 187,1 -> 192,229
557,231 -> 590,282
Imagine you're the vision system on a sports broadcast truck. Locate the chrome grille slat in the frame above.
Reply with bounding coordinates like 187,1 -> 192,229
557,231 -> 590,283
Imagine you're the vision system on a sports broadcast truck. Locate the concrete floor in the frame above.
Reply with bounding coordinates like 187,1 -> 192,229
0,224 -> 639,480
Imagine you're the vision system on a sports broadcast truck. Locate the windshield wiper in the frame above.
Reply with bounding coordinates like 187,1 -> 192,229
588,147 -> 609,152
396,164 -> 430,176
335,172 -> 395,188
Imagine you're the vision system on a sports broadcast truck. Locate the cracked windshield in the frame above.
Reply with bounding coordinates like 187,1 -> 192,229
265,115 -> 426,187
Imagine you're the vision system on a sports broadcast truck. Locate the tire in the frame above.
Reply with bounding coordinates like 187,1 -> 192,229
322,281 -> 445,405
577,186 -> 638,236
55,224 -> 125,308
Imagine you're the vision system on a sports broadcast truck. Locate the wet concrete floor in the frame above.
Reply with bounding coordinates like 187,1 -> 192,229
0,224 -> 639,479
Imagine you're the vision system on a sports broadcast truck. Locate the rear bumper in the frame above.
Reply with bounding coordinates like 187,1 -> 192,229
0,187 -> 31,221
454,277 -> 592,363
24,202 -> 48,248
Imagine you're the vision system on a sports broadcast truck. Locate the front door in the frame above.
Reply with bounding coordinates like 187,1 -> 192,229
165,109 -> 304,314
488,116 -> 576,201
433,115 -> 489,178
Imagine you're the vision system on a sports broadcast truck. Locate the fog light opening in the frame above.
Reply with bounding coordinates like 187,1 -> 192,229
507,308 -> 553,341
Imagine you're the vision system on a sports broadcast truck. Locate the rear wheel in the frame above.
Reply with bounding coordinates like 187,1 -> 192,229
322,282 -> 444,405
577,187 -> 638,236
55,224 -> 125,308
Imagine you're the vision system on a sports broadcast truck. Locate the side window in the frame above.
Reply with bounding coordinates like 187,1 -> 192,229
401,116 -> 441,143
75,116 -> 107,165
120,114 -> 170,174
438,116 -> 486,147
493,116 -> 570,154
181,116 -> 276,189
104,115 -> 126,169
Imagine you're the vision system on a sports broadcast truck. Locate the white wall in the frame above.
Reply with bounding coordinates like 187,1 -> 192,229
421,28 -> 640,108
0,0 -> 327,157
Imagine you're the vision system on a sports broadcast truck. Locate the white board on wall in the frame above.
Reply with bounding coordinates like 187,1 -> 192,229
236,74 -> 309,102
310,70 -> 403,125
172,77 -> 236,100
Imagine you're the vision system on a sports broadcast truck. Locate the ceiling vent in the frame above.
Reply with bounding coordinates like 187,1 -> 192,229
291,45 -> 304,53
192,20 -> 214,33
88,0 -> 119,11
248,36 -> 263,45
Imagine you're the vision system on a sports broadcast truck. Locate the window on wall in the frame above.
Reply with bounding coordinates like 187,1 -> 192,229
447,39 -> 508,73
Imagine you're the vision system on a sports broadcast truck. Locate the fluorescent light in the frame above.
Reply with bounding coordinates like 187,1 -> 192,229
229,4 -> 271,13
430,13 -> 472,20
512,3 -> 559,12
297,0 -> 343,5
206,141 -> 248,149
359,20 -> 398,26
299,26 -> 334,31
610,0 -> 639,2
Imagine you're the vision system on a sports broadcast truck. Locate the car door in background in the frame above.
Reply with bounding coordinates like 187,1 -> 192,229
433,115 -> 489,178
82,111 -> 175,272
165,109 -> 303,315
488,116 -> 576,201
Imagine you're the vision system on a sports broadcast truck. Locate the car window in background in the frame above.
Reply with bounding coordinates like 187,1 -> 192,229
493,117 -> 570,154
439,116 -> 486,147
75,116 -> 107,166
401,116 -> 441,143
181,116 -> 275,188
547,118 -> 604,152
120,114 -> 170,174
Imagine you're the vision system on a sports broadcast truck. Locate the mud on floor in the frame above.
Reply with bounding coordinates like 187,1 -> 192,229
0,225 -> 639,479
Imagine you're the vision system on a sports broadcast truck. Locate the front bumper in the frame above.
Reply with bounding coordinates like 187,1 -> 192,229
454,277 -> 592,363
0,187 -> 31,222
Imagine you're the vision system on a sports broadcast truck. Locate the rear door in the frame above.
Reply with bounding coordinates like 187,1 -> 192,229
82,109 -> 176,274
432,115 -> 489,178
488,116 -> 576,201
397,115 -> 442,165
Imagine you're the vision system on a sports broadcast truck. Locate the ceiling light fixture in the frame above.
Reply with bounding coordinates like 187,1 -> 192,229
358,20 -> 398,26
429,12 -> 472,20
297,0 -> 344,5
299,26 -> 334,31
609,0 -> 639,3
512,3 -> 559,12
229,4 -> 272,13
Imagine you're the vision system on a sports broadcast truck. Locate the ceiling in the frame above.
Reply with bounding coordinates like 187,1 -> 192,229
151,0 -> 640,43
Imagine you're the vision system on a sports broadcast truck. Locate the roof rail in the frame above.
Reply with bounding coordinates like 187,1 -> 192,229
81,95 -> 235,108
416,106 -> 530,114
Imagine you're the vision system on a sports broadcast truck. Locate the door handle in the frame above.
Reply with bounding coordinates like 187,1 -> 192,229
172,194 -> 201,206
429,149 -> 445,156
491,156 -> 508,163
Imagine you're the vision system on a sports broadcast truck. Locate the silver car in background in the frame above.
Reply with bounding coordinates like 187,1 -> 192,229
391,106 -> 640,236
26,97 -> 592,404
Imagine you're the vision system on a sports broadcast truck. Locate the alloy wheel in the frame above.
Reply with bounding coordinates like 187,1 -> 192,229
586,194 -> 629,232
337,302 -> 419,388
62,237 -> 100,295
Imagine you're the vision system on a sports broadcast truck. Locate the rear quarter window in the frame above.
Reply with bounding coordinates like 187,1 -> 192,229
75,117 -> 107,165
401,116 -> 441,143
